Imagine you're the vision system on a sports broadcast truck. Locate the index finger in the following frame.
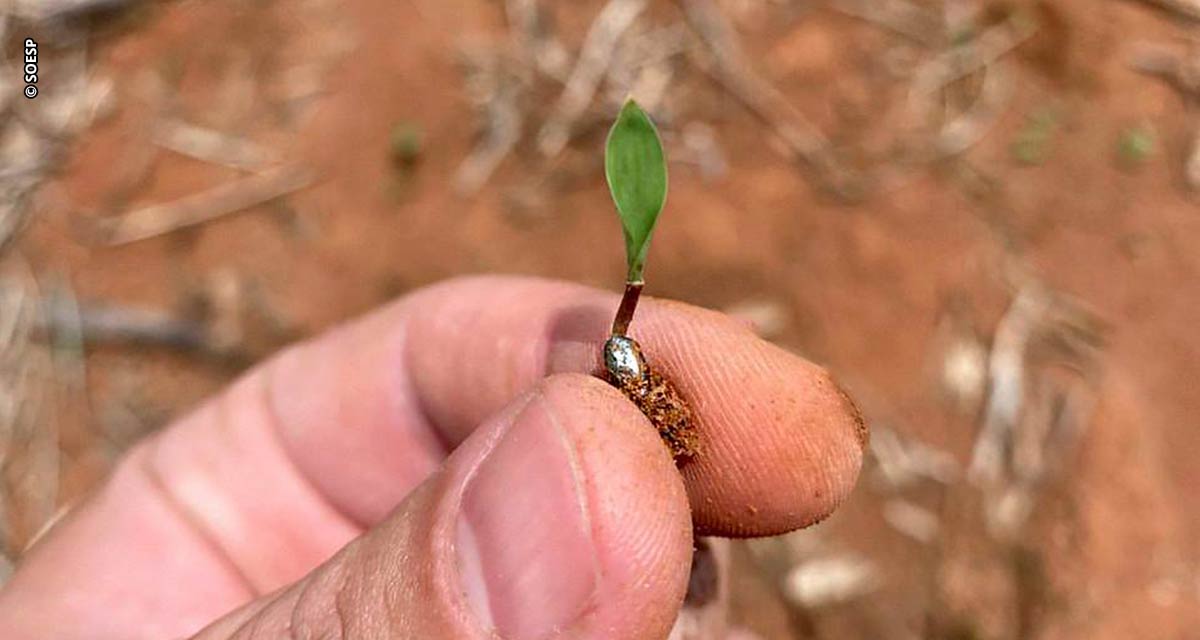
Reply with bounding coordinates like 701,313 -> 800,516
274,275 -> 866,536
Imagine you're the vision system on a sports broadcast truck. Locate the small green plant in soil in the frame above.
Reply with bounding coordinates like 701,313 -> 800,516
601,99 -> 699,462
389,121 -> 424,168
1116,123 -> 1155,170
385,120 -> 423,202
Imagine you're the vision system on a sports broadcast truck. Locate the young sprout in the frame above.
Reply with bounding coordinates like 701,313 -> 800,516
605,98 -> 667,336
1116,123 -> 1155,170
601,99 -> 698,461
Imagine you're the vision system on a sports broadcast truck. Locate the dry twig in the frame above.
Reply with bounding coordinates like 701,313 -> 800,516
454,49 -> 525,194
1129,44 -> 1200,94
909,16 -> 1038,101
832,0 -> 942,46
505,0 -> 571,81
152,119 -> 278,171
536,0 -> 648,157
869,425 -> 960,490
968,280 -> 1105,538
883,499 -> 940,543
12,0 -> 135,22
934,62 -> 1015,157
0,260 -> 59,560
97,165 -> 313,245
35,302 -> 210,353
783,555 -> 880,607
606,24 -> 691,110
677,0 -> 861,197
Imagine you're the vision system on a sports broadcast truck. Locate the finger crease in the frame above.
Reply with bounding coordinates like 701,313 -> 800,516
139,439 -> 258,596
398,324 -> 455,457
258,363 -> 368,531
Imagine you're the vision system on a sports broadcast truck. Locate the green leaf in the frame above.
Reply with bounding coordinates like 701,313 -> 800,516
605,99 -> 667,283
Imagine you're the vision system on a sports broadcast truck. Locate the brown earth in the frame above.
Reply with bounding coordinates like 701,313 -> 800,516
12,0 -> 1200,637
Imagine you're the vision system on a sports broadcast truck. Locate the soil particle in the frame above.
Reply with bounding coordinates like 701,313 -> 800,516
621,367 -> 700,461
834,378 -> 869,451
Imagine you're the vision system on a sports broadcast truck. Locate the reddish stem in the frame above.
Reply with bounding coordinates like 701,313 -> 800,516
611,281 -> 643,336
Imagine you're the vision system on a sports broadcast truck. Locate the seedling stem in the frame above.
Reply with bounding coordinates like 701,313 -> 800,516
611,281 -> 643,336
601,99 -> 699,461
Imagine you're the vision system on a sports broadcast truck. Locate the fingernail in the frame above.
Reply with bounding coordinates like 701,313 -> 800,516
456,394 -> 598,639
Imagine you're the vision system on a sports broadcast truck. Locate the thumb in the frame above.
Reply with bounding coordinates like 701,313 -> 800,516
194,373 -> 694,639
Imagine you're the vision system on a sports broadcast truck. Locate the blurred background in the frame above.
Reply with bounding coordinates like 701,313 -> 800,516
2,0 -> 1199,637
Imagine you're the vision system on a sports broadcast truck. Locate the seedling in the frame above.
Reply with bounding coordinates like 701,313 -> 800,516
386,120 -> 423,202
601,99 -> 699,461
1116,124 -> 1155,170
389,121 -> 424,168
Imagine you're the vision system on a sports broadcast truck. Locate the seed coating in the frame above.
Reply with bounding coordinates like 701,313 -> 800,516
603,335 -> 646,383
602,335 -> 699,462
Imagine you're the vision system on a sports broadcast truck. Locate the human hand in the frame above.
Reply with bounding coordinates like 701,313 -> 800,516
0,276 -> 865,639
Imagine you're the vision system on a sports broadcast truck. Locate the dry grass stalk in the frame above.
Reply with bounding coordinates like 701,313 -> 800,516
832,0 -> 942,46
505,0 -> 570,81
676,0 -> 861,197
0,122 -> 57,254
1129,44 -> 1200,93
454,48 -> 525,194
909,15 -> 1038,102
937,324 -> 989,414
869,425 -> 960,490
783,555 -> 880,607
536,0 -> 648,157
457,0 -> 672,193
35,302 -> 210,353
152,119 -> 278,171
0,11 -> 114,250
934,62 -> 1014,157
606,24 -> 691,111
0,261 -> 60,563
968,281 -> 1106,538
969,285 -> 1046,487
99,165 -> 313,245
456,0 -> 859,195
12,0 -> 134,22
883,499 -> 941,543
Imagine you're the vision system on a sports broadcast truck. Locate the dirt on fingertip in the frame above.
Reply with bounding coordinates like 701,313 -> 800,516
834,379 -> 870,451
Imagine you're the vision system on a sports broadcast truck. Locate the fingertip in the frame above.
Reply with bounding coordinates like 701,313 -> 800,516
699,364 -> 864,537
632,305 -> 866,536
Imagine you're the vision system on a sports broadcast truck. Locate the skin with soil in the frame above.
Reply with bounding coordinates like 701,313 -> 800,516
603,335 -> 700,461
25,1 -> 1200,637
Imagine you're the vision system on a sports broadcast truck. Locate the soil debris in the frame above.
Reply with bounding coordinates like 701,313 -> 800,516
603,335 -> 699,461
